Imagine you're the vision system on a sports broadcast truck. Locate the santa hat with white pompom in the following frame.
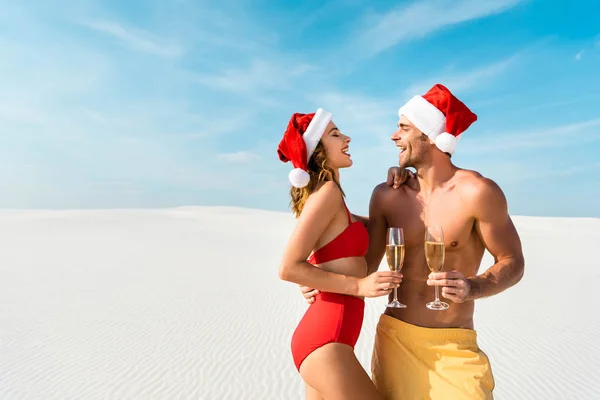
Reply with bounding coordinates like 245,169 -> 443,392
277,108 -> 332,188
398,84 -> 477,156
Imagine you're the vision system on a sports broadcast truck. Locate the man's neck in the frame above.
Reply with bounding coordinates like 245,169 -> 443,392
415,157 -> 456,194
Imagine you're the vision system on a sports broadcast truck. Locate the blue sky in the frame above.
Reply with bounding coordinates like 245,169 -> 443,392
1,0 -> 599,217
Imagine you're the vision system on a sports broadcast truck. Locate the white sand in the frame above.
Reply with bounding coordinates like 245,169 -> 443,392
0,207 -> 599,399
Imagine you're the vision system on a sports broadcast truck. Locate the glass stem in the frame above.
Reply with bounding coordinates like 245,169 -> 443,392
434,284 -> 440,304
393,286 -> 398,302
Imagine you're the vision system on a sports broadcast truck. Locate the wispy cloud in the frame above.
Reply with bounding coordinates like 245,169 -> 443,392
0,7 -> 254,207
460,118 -> 600,154
354,0 -> 525,57
489,161 -> 600,184
572,35 -> 600,62
313,53 -> 517,139
539,162 -> 600,179
465,159 -> 600,186
508,94 -> 600,115
403,54 -> 517,98
0,0 -> 598,217
314,91 -> 396,142
83,20 -> 183,58
191,3 -> 278,53
164,110 -> 255,140
218,151 -> 260,163
195,60 -> 315,93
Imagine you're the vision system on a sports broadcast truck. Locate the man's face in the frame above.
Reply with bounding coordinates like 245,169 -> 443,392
390,115 -> 432,168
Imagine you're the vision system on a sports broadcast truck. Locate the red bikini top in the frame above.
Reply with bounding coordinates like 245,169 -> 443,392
308,200 -> 369,265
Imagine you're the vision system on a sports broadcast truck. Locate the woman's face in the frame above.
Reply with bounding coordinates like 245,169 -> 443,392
320,121 -> 352,170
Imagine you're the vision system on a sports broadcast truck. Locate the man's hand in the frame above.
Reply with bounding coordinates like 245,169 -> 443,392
427,270 -> 472,303
300,285 -> 320,304
386,167 -> 415,189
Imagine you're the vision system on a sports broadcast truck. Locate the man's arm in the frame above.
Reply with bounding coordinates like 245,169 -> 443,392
351,167 -> 413,229
365,184 -> 390,275
468,178 -> 525,300
351,213 -> 369,229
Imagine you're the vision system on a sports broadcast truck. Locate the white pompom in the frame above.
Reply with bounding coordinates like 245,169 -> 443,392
289,168 -> 310,188
435,132 -> 458,155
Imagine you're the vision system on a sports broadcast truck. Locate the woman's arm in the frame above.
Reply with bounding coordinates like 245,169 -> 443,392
279,181 -> 401,298
351,214 -> 369,228
279,182 -> 359,295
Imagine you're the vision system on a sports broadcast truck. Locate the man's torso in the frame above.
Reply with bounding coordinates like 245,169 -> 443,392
379,170 -> 487,329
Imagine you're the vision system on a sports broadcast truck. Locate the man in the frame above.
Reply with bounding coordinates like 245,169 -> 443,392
302,84 -> 525,399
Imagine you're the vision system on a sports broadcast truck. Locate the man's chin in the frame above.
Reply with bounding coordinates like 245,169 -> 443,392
399,155 -> 412,169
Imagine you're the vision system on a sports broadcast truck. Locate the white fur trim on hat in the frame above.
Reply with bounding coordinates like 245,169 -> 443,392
303,108 -> 332,162
398,96 -> 446,140
434,132 -> 458,155
289,168 -> 310,188
288,108 -> 332,188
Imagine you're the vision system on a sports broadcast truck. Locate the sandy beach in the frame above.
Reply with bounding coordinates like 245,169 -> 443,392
1,206 -> 599,399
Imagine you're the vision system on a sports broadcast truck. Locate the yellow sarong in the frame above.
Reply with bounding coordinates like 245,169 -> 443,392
371,314 -> 495,400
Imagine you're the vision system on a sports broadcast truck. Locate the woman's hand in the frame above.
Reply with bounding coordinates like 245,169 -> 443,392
357,271 -> 403,298
386,167 -> 415,189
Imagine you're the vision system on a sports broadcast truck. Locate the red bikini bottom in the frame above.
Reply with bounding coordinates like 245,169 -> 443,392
291,292 -> 365,371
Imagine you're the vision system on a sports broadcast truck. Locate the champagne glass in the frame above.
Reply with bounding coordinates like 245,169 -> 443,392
386,227 -> 406,308
425,226 -> 449,310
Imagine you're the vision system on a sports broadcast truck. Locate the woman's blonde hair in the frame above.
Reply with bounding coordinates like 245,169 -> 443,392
290,141 -> 345,217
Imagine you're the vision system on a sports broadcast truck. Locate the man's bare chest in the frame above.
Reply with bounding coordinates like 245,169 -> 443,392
385,191 -> 475,249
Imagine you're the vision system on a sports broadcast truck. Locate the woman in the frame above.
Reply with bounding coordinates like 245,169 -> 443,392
277,109 -> 404,400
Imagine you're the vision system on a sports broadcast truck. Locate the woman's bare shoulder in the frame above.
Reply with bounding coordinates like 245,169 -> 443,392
303,181 -> 343,213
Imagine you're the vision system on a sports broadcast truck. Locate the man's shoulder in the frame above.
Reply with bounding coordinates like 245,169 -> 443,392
455,169 -> 502,195
373,181 -> 392,194
454,169 -> 506,211
372,181 -> 412,198
370,182 -> 413,214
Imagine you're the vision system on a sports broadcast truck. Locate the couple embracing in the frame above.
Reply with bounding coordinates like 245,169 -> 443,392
277,84 -> 525,400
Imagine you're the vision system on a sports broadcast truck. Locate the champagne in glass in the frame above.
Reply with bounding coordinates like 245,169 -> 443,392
425,226 -> 449,310
386,227 -> 406,308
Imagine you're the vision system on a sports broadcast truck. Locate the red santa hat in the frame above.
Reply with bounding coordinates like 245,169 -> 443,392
398,84 -> 477,155
277,108 -> 333,188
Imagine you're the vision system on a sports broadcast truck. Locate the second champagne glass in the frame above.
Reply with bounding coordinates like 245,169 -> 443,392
386,227 -> 406,308
425,226 -> 449,311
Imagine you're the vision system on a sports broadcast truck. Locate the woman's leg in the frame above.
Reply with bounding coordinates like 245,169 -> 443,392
299,343 -> 381,400
305,384 -> 324,400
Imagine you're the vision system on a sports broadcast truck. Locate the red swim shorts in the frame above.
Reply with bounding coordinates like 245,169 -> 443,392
291,292 -> 365,371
